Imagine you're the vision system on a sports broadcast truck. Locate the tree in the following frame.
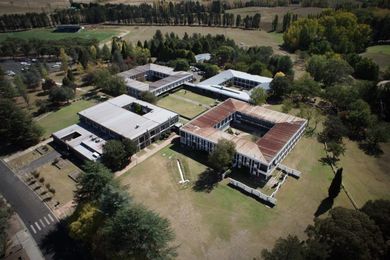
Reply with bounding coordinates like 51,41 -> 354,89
346,99 -> 372,139
354,57 -> 379,81
139,91 -> 157,104
172,58 -> 189,71
272,15 -> 279,32
101,140 -> 128,171
261,235 -> 306,260
247,61 -> 266,76
361,199 -> 390,240
328,168 -> 343,199
292,74 -> 321,101
214,45 -> 235,65
101,44 -> 111,61
269,76 -> 291,99
69,203 -> 103,242
268,55 -> 293,76
250,87 -> 267,105
318,116 -> 347,144
0,99 -> 42,148
326,142 -> 346,164
99,184 -> 130,217
209,139 -> 236,172
0,77 -> 16,99
363,123 -> 389,154
42,78 -> 57,93
49,86 -> 75,104
14,75 -> 29,105
101,205 -> 176,259
75,161 -> 113,203
122,139 -> 137,159
306,207 -> 385,260
59,47 -> 69,72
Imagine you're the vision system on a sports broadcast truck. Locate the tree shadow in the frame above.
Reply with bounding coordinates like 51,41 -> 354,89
358,143 -> 383,157
40,220 -> 91,260
319,157 -> 337,166
192,168 -> 220,193
314,197 -> 334,217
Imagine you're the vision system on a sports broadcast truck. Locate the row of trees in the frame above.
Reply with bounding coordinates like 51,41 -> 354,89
262,199 -> 390,260
58,161 -> 176,259
284,10 -> 372,53
0,2 -> 268,32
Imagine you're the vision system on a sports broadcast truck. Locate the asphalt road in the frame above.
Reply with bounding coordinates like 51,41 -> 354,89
19,150 -> 60,174
0,159 -> 58,259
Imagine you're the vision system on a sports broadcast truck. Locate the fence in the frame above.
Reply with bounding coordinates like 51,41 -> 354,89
277,164 -> 301,178
270,173 -> 288,198
229,178 -> 277,206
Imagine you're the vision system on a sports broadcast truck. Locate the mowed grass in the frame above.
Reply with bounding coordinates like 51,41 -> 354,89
118,132 -> 355,259
0,28 -> 118,42
157,95 -> 206,119
36,99 -> 96,138
362,45 -> 390,69
173,89 -> 216,106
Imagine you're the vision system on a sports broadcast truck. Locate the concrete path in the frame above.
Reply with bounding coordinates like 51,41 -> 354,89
18,150 -> 60,175
115,134 -> 178,178
170,94 -> 211,109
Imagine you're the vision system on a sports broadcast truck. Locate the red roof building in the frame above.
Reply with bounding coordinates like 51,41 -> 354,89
180,98 -> 307,178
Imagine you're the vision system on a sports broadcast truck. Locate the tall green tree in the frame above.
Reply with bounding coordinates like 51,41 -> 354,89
261,235 -> 306,260
209,139 -> 236,172
101,205 -> 176,259
101,140 -> 128,171
250,87 -> 267,106
75,162 -> 113,203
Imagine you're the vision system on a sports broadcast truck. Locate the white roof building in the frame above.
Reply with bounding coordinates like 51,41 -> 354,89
195,53 -> 211,63
194,69 -> 273,102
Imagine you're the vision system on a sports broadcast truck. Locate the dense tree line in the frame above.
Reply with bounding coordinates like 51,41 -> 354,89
284,10 -> 371,53
353,8 -> 390,42
0,1 -> 268,32
262,200 -> 390,260
145,30 -> 293,78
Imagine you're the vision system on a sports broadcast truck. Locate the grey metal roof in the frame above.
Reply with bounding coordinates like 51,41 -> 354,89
78,95 -> 177,140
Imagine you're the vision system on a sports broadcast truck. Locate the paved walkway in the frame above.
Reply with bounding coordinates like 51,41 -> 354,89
18,150 -> 60,175
115,134 -> 179,178
170,94 -> 211,109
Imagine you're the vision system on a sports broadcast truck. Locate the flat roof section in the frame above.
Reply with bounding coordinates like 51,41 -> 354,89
78,95 -> 178,140
52,124 -> 106,161
118,63 -> 193,94
181,98 -> 306,165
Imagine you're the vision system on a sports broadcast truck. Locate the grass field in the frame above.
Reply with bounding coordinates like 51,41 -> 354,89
118,95 -> 390,258
362,45 -> 390,69
173,89 -> 217,106
0,28 -> 119,43
121,25 -> 286,54
118,131 -> 358,259
157,95 -> 207,119
36,99 -> 96,138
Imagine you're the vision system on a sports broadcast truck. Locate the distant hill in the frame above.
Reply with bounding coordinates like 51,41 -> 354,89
0,0 -> 70,14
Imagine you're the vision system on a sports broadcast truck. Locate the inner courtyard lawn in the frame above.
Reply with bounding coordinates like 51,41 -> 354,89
36,99 -> 96,138
156,95 -> 207,119
173,89 -> 217,106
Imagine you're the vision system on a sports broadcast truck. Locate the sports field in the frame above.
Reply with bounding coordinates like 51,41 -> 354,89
361,45 -> 390,69
0,27 -> 119,43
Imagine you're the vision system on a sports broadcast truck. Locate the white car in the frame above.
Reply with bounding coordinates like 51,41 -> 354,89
51,64 -> 61,68
6,70 -> 15,76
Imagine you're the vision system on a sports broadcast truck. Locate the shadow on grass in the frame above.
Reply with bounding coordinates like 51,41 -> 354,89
319,157 -> 337,167
227,183 -> 276,208
192,168 -> 220,193
358,142 -> 384,157
169,138 -> 211,167
314,197 -> 334,217
228,168 -> 267,189
40,220 -> 91,260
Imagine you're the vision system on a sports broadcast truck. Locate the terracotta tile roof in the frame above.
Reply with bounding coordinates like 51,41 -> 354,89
182,98 -> 306,164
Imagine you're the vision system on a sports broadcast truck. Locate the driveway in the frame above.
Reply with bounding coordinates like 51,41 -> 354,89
18,150 -> 60,174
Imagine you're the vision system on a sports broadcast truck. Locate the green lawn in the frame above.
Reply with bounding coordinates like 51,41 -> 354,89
156,95 -> 207,119
0,28 -> 118,42
37,99 -> 95,138
362,45 -> 390,69
173,89 -> 217,106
